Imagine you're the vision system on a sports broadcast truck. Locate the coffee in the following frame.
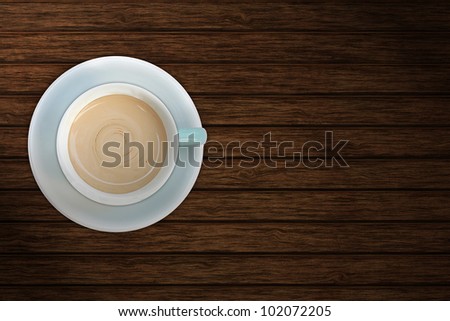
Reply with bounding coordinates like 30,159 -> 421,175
68,94 -> 168,194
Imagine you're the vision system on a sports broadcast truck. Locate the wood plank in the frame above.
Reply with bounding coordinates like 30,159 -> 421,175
0,128 -> 27,158
199,159 -> 450,189
2,96 -> 450,127
0,96 -> 37,126
2,285 -> 449,300
0,255 -> 449,284
3,127 -> 450,158
2,159 -> 450,190
2,64 -> 450,95
1,223 -> 450,253
2,190 -> 450,222
193,96 -> 450,126
2,32 -> 450,64
207,127 -> 450,158
1,2 -> 450,31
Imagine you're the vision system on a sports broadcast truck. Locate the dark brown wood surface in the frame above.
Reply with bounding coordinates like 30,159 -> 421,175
1,0 -> 450,300
3,64 -> 450,94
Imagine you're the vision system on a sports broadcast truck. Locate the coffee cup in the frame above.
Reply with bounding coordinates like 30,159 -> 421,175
56,83 -> 206,206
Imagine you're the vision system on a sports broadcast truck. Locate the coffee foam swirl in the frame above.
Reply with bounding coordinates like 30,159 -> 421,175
68,94 -> 167,194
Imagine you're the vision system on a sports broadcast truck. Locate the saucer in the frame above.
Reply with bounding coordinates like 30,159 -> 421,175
28,56 -> 204,232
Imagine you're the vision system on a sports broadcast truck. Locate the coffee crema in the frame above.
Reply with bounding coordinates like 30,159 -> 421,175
68,94 -> 167,194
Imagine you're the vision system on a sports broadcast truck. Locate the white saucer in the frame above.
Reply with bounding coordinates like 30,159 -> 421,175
28,56 -> 204,232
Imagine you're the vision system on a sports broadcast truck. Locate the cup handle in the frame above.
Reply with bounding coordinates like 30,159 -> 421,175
178,128 -> 207,146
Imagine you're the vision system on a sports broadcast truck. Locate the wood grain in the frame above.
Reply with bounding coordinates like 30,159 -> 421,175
2,159 -> 450,190
3,96 -> 450,127
2,190 -> 450,222
2,64 -> 450,95
199,159 -> 450,189
2,32 -> 450,64
206,127 -> 450,158
1,2 -> 450,31
192,96 -> 450,126
3,127 -> 450,158
2,285 -> 449,300
1,223 -> 450,253
1,0 -> 450,301
1,255 -> 449,284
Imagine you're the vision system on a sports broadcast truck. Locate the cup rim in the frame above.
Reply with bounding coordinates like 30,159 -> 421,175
56,82 -> 178,206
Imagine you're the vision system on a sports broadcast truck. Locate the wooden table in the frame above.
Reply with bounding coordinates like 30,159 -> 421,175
1,1 -> 450,300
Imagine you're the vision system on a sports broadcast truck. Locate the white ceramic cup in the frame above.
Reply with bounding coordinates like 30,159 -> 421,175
56,83 -> 207,206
